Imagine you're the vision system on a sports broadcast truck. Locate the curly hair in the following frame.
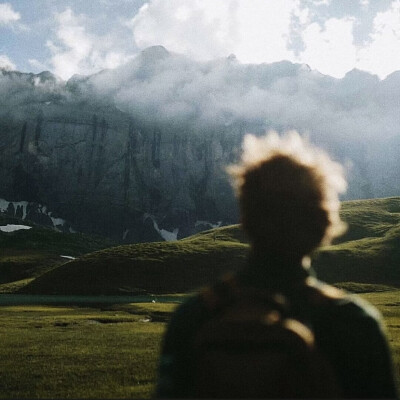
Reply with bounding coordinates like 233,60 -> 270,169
228,131 -> 347,259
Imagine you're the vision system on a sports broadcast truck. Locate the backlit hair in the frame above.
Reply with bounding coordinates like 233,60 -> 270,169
228,131 -> 347,257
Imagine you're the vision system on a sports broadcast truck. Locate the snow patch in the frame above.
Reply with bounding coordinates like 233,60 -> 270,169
50,216 -> 66,227
0,224 -> 32,232
0,198 -> 75,231
60,255 -> 76,260
159,227 -> 179,241
195,220 -> 222,229
0,198 -> 76,232
122,229 -> 129,240
145,214 -> 179,241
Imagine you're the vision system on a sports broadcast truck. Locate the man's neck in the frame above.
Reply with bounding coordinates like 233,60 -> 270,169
234,248 -> 311,290
249,247 -> 304,267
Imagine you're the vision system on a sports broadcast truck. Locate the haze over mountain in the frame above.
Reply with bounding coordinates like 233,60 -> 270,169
0,46 -> 399,242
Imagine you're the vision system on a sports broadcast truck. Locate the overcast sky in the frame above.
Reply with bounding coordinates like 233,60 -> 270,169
1,0 -> 400,80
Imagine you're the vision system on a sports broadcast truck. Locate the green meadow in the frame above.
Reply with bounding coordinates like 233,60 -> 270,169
0,302 -> 177,399
0,289 -> 399,399
0,197 -> 400,398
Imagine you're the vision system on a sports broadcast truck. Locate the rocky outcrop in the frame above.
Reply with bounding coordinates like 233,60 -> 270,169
0,100 -> 241,242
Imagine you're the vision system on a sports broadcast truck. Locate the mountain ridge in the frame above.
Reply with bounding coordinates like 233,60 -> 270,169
1,47 -> 400,241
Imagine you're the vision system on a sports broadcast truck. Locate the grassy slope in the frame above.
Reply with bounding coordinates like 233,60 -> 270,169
0,290 -> 399,399
21,197 -> 400,295
0,214 -> 114,288
313,197 -> 400,285
22,229 -> 248,294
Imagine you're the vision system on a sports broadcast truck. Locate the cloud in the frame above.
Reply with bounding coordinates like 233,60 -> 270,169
28,58 -> 49,72
0,3 -> 20,25
131,1 -> 364,76
130,0 -> 400,79
356,0 -> 400,78
85,47 -> 390,142
47,8 -> 134,79
231,0 -> 301,64
3,0 -> 400,81
0,54 -> 16,70
130,0 -> 305,64
130,0 -> 240,61
128,0 -> 357,77
82,48 -> 400,198
299,17 -> 357,77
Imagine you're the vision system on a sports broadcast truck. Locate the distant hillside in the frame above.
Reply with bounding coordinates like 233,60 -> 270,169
335,197 -> 400,242
20,226 -> 248,295
21,197 -> 400,295
0,214 -> 114,291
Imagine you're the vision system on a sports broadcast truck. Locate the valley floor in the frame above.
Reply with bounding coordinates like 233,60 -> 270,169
0,289 -> 399,399
0,301 -> 179,399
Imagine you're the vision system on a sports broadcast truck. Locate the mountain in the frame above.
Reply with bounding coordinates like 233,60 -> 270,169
1,47 -> 400,242
20,197 -> 400,295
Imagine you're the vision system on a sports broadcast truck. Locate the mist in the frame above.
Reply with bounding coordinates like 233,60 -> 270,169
3,46 -> 399,138
83,46 -> 398,142
1,45 -> 400,199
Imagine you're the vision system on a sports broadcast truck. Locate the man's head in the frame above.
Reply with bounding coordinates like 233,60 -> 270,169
229,131 -> 347,260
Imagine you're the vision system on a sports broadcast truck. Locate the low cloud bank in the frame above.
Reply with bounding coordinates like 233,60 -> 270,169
1,46 -> 400,198
2,45 -> 399,142
87,46 -> 399,144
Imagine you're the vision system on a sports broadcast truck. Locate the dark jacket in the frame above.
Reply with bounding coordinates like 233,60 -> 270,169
156,256 -> 399,398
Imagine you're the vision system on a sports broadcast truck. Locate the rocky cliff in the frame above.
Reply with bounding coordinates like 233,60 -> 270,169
0,93 -> 241,241
1,47 -> 399,242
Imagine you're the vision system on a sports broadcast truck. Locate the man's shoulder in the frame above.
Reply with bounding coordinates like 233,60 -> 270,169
307,277 -> 384,325
172,293 -> 205,319
168,277 -> 385,337
166,293 -> 208,336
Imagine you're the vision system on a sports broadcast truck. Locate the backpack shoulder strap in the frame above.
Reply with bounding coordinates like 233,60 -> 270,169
287,277 -> 347,323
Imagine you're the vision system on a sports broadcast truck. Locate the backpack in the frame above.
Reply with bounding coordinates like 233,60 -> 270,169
191,274 -> 341,398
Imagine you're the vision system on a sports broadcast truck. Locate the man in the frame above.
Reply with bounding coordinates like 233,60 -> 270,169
156,131 -> 398,398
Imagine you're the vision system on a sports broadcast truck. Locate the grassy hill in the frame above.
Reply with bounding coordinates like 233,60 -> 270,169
334,197 -> 400,242
21,226 -> 248,295
0,214 -> 114,291
314,197 -> 400,285
20,197 -> 400,295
